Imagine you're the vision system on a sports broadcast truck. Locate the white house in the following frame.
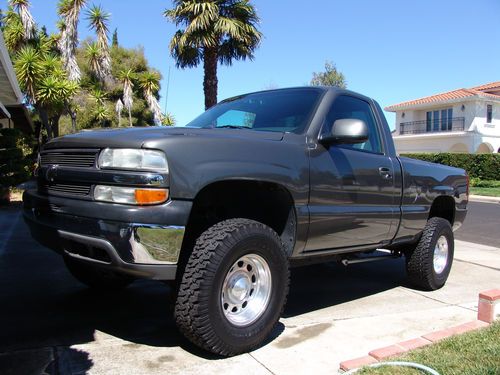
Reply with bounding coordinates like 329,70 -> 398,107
385,82 -> 500,154
0,31 -> 32,133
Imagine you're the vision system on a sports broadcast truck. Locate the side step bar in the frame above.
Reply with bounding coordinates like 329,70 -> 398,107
341,251 -> 401,266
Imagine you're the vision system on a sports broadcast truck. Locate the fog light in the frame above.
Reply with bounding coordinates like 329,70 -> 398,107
94,185 -> 168,205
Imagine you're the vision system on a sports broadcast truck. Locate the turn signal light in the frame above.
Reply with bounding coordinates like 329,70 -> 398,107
135,188 -> 169,205
94,185 -> 169,205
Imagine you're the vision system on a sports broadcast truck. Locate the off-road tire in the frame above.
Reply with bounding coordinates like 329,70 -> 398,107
406,217 -> 454,291
174,218 -> 289,356
63,256 -> 133,290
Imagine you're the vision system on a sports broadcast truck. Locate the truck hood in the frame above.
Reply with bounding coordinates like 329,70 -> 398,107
43,126 -> 284,150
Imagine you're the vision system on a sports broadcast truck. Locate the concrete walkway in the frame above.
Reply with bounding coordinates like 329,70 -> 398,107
469,194 -> 500,203
0,207 -> 499,374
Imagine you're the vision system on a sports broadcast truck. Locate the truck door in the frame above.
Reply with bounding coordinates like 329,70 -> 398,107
306,95 -> 400,251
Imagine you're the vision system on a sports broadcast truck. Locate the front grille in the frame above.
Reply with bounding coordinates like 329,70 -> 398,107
40,150 -> 98,168
40,183 -> 91,196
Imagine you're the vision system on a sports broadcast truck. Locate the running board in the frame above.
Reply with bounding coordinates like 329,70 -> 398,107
341,254 -> 399,266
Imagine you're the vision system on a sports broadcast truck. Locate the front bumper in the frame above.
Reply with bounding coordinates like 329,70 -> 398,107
23,189 -> 192,280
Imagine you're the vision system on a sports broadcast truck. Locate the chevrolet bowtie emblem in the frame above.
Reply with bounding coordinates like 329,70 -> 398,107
46,165 -> 58,182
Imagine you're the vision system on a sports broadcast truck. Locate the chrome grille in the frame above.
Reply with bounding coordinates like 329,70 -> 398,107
40,183 -> 91,196
40,150 -> 98,168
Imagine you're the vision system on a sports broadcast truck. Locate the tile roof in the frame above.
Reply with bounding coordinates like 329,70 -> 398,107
470,81 -> 500,91
385,81 -> 500,111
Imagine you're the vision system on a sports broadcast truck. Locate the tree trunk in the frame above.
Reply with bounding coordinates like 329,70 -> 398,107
50,115 -> 60,138
37,107 -> 52,140
128,107 -> 132,127
203,47 -> 218,110
69,106 -> 77,133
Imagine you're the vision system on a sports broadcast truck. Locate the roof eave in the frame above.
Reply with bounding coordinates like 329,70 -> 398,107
385,94 -> 500,112
0,32 -> 24,104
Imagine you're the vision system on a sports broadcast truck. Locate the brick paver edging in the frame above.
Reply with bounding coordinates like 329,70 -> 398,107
339,289 -> 500,372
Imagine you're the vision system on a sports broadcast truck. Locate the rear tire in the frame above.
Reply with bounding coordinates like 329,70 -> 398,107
174,218 -> 289,356
405,217 -> 454,291
63,256 -> 133,291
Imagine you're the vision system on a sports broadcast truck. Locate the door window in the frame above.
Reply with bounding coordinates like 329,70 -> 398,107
325,95 -> 382,153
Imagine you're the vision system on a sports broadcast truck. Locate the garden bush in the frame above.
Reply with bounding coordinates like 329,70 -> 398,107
402,153 -> 500,181
0,128 -> 35,193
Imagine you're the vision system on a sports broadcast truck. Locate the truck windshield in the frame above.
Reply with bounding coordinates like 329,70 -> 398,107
184,88 -> 323,134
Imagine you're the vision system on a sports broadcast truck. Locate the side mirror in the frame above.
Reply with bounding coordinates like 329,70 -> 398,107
319,118 -> 369,146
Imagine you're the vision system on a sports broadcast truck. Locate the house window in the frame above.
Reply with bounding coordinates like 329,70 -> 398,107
426,108 -> 453,132
487,105 -> 492,123
441,109 -> 448,131
433,111 -> 439,131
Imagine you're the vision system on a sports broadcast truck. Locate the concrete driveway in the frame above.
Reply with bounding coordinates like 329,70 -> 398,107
1,204 -> 499,375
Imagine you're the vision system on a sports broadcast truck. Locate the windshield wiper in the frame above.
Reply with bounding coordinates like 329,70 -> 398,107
216,125 -> 252,129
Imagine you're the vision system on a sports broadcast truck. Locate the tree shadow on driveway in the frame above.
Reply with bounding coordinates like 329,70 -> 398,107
0,208 -> 409,371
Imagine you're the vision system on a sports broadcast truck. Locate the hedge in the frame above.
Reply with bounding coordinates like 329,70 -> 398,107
402,153 -> 500,181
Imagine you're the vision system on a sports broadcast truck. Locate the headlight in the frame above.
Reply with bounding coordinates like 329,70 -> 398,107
98,148 -> 168,172
94,185 -> 169,205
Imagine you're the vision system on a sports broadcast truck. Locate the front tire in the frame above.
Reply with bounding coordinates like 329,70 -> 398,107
63,256 -> 134,291
405,217 -> 454,291
174,218 -> 289,356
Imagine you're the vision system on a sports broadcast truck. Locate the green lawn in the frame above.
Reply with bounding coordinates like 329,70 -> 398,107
470,187 -> 500,197
357,321 -> 500,375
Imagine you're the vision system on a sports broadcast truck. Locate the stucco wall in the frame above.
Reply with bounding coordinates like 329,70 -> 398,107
392,99 -> 500,153
473,101 -> 500,136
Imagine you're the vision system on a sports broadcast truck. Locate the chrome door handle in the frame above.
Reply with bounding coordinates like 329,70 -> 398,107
378,167 -> 392,179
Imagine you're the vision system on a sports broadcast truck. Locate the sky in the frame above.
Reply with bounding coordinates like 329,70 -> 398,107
2,0 -> 500,128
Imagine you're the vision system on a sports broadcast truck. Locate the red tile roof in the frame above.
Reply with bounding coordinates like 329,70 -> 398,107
385,81 -> 500,111
470,81 -> 500,91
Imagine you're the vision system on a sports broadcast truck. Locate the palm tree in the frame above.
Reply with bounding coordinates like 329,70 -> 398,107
162,112 -> 175,126
138,71 -> 163,125
13,44 -> 76,138
2,7 -> 26,51
9,0 -> 35,39
57,0 -> 86,133
57,0 -> 87,82
92,104 -> 110,127
86,4 -> 112,84
89,87 -> 107,105
164,0 -> 262,109
115,99 -> 123,127
36,75 -> 78,137
118,69 -> 135,127
13,45 -> 43,104
85,41 -> 103,80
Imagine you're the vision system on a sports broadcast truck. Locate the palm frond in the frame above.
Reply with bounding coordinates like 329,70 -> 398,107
9,0 -> 35,39
57,0 -> 87,82
86,4 -> 112,83
2,12 -> 25,51
13,45 -> 44,103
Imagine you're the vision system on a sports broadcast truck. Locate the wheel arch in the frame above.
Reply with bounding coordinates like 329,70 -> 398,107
176,179 -> 297,282
428,195 -> 455,225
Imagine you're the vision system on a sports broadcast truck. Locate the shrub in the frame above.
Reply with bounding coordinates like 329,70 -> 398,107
0,128 -> 35,191
402,153 -> 500,180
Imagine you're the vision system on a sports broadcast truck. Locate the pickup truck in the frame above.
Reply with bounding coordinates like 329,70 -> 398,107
23,87 -> 468,356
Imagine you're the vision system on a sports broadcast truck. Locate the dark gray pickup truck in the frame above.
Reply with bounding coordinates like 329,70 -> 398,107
23,87 -> 468,355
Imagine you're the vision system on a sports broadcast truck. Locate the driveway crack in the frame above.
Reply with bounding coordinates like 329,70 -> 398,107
248,352 -> 276,375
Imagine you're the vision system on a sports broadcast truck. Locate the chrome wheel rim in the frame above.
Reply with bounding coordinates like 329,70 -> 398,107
221,253 -> 272,326
433,235 -> 449,274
